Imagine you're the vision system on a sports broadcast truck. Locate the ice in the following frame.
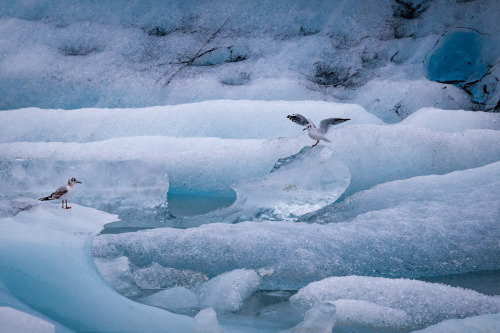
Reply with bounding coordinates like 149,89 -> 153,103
195,269 -> 260,312
1,1 -> 499,117
290,276 -> 500,330
412,313 -> 500,333
0,101 -> 380,143
0,307 -> 55,333
93,161 -> 500,290
331,299 -> 410,328
180,146 -> 350,224
140,287 -> 199,310
132,262 -> 207,290
93,256 -> 140,298
0,200 -> 194,332
400,108 -> 500,133
284,301 -> 336,333
193,308 -> 224,333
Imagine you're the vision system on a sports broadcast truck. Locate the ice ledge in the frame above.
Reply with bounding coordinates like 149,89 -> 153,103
0,200 -> 193,332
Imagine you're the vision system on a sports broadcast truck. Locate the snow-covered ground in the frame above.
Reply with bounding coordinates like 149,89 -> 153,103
1,0 -> 500,332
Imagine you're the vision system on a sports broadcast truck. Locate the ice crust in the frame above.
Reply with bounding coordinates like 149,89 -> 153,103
290,276 -> 500,330
0,200 -> 194,332
284,302 -> 336,333
132,262 -> 208,290
412,313 -> 500,333
93,161 -> 500,290
0,101 -> 380,143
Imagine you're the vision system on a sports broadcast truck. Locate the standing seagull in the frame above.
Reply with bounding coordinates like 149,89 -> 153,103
287,114 -> 350,147
39,177 -> 82,209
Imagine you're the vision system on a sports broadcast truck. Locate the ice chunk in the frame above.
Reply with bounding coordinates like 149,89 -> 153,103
132,262 -> 208,290
140,287 -> 199,310
93,162 -> 500,290
400,108 -> 500,133
0,307 -> 55,333
193,308 -> 223,333
331,299 -> 410,328
284,301 -> 336,333
412,313 -> 500,333
290,276 -> 500,330
0,202 -> 194,332
0,101 -> 381,143
180,146 -> 350,224
195,269 -> 260,312
93,256 -> 140,297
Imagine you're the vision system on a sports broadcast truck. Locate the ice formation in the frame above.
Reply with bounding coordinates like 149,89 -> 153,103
284,302 -> 336,333
412,313 -> 500,333
0,307 -> 56,333
1,0 -> 499,117
132,263 -> 208,290
93,161 -> 500,290
192,308 -> 224,333
290,276 -> 500,330
93,256 -> 140,298
0,200 -> 194,332
195,269 -> 261,312
140,287 -> 199,310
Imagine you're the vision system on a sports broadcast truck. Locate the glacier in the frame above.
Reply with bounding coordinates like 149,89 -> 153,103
1,0 -> 500,331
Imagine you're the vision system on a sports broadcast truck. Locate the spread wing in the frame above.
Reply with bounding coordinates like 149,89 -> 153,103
287,114 -> 316,128
50,185 -> 68,199
319,118 -> 350,133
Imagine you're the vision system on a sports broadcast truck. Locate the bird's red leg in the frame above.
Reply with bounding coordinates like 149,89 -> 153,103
66,200 -> 71,209
312,140 -> 319,147
62,200 -> 64,209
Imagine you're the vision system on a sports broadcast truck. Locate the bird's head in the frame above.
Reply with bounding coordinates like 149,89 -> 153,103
68,177 -> 82,185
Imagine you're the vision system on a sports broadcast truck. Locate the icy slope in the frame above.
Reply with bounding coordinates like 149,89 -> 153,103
290,276 -> 500,330
0,200 -> 194,332
93,161 -> 500,290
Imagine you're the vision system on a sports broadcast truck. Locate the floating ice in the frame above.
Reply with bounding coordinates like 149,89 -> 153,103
180,146 -> 350,224
0,101 -> 379,143
400,107 -> 500,133
0,200 -> 194,332
290,276 -> 500,330
195,269 -> 260,312
93,256 -> 140,298
284,301 -> 336,333
140,287 -> 199,310
331,299 -> 410,328
132,262 -> 207,290
93,161 -> 500,290
193,308 -> 223,333
412,313 -> 500,333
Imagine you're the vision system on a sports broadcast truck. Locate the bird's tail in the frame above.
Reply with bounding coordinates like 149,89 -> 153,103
39,196 -> 53,201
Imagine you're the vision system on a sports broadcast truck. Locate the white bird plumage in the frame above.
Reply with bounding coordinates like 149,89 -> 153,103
39,177 -> 82,209
287,113 -> 350,147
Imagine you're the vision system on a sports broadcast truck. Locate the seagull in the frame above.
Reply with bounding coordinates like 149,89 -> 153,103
39,177 -> 82,209
287,114 -> 350,147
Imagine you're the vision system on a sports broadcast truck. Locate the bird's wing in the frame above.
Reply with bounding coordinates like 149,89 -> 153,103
319,118 -> 350,133
50,185 -> 68,199
287,114 -> 316,128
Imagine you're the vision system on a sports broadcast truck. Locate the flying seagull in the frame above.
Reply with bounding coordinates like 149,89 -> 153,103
287,114 -> 350,147
39,177 -> 82,209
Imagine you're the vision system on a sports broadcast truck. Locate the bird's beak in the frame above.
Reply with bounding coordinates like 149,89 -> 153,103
76,181 -> 82,184
302,128 -> 306,131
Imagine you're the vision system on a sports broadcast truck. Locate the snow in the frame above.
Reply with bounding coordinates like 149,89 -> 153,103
93,161 -> 500,290
0,200 -> 194,332
0,307 -> 55,333
290,276 -> 500,330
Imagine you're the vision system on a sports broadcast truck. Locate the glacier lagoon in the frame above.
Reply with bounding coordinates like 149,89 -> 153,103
1,0 -> 500,331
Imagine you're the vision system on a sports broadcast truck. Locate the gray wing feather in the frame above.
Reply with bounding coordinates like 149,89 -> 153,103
50,186 -> 68,199
319,118 -> 350,133
287,114 -> 316,128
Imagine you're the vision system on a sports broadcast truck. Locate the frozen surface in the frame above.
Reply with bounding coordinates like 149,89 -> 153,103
0,101 -> 380,143
180,146 -> 350,224
140,287 -> 199,310
132,262 -> 208,290
93,161 -> 500,290
400,108 -> 500,133
193,308 -> 224,333
0,307 -> 55,333
0,200 -> 194,332
93,256 -> 140,297
284,302 -> 336,333
412,313 -> 500,333
195,269 -> 261,312
291,276 -> 500,330
1,0 -> 499,116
